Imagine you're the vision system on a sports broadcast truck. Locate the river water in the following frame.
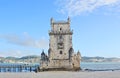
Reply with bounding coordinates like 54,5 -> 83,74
0,62 -> 120,72
81,62 -> 120,71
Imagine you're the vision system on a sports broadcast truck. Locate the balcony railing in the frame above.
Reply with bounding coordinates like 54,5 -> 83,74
49,30 -> 73,35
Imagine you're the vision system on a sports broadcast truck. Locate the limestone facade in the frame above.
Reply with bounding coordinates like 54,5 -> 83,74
39,18 -> 81,71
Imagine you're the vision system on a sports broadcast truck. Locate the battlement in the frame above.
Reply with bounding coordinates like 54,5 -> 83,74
50,17 -> 70,25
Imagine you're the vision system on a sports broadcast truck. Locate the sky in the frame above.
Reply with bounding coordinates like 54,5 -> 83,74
0,0 -> 120,58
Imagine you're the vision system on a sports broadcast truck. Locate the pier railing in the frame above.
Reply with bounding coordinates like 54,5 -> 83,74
0,63 -> 39,72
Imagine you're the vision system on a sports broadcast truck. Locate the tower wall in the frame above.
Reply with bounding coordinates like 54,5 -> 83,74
49,20 -> 73,60
39,18 -> 81,71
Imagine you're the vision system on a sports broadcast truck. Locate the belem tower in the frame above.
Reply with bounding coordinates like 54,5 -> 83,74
39,17 -> 81,71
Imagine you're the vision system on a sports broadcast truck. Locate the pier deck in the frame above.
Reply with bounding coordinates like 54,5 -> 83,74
0,63 -> 39,72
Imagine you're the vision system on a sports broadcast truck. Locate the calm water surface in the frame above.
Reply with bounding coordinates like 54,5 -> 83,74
0,62 -> 120,72
81,62 -> 120,71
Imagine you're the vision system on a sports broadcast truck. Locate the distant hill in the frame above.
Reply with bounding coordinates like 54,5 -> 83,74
20,55 -> 40,59
82,56 -> 120,62
0,56 -> 120,63
0,55 -> 40,63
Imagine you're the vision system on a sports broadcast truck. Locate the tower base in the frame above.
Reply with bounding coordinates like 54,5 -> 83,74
35,67 -> 81,72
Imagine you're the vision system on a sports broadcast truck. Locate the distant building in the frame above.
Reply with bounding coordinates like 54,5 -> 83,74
39,18 -> 81,71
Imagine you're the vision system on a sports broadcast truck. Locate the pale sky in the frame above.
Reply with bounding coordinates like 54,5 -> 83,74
0,0 -> 120,57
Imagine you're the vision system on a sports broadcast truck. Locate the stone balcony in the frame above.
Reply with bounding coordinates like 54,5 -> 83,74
49,30 -> 73,35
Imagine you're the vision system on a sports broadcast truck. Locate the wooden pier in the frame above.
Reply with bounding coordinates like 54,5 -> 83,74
0,63 -> 39,72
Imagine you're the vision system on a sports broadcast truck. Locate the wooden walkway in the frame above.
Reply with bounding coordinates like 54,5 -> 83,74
0,63 -> 39,72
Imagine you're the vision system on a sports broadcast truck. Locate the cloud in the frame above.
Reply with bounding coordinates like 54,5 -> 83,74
0,50 -> 23,57
0,49 -> 40,57
56,0 -> 120,16
0,33 -> 48,49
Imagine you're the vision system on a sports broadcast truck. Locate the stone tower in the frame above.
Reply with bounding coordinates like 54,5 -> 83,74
39,18 -> 81,71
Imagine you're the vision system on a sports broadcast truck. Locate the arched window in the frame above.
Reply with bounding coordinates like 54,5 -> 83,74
69,48 -> 73,62
60,51 -> 62,54
59,35 -> 62,39
60,28 -> 62,31
48,48 -> 51,57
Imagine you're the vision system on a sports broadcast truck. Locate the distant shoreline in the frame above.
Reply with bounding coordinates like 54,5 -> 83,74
82,68 -> 120,72
0,56 -> 120,63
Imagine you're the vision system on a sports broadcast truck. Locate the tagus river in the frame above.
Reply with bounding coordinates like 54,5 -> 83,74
0,62 -> 120,72
81,62 -> 120,71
